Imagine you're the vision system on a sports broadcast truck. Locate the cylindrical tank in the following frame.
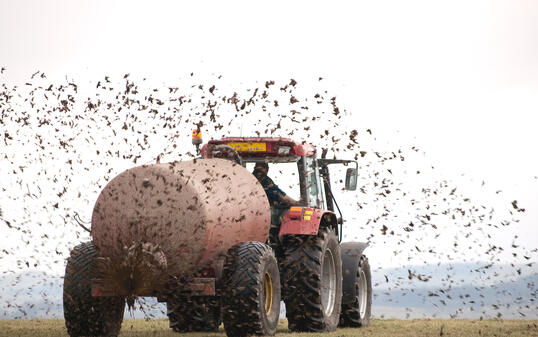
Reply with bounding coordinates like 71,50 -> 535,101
91,158 -> 270,279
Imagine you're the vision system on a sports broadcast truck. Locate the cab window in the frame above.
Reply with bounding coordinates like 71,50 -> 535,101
304,157 -> 324,208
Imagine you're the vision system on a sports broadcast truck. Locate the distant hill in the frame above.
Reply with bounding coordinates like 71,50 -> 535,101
1,262 -> 536,319
371,262 -> 537,319
373,273 -> 537,319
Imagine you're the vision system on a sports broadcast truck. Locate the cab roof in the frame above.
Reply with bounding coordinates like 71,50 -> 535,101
201,137 -> 316,158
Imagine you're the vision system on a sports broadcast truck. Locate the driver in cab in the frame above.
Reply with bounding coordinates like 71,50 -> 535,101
252,162 -> 300,207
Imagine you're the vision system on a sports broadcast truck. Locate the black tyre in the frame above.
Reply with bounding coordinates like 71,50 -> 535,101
63,242 -> 125,337
339,255 -> 372,327
282,227 -> 342,332
222,241 -> 281,337
166,295 -> 221,332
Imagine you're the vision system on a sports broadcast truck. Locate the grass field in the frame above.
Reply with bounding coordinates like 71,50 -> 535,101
1,319 -> 537,337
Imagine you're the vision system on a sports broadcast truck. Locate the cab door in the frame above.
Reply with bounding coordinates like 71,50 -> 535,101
303,157 -> 326,210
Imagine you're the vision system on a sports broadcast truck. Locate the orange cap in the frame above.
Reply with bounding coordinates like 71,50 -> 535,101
192,129 -> 202,140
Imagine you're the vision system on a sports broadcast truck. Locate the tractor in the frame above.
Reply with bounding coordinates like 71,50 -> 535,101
63,134 -> 372,337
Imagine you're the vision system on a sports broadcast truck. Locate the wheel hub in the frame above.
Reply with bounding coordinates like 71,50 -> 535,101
359,268 -> 367,318
321,248 -> 336,316
264,272 -> 273,314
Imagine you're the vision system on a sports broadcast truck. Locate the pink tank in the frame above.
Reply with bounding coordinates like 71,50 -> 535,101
91,158 -> 270,278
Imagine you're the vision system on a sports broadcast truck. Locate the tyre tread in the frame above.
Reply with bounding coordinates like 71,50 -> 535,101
222,241 -> 280,337
63,242 -> 125,337
339,255 -> 372,327
282,227 -> 342,332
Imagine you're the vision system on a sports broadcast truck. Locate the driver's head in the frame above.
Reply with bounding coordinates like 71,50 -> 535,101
253,162 -> 269,176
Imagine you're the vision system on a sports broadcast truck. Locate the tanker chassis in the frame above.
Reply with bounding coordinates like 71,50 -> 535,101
63,136 -> 372,337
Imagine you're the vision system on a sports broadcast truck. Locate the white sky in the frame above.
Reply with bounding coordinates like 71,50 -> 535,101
2,0 -> 536,169
1,0 -> 537,265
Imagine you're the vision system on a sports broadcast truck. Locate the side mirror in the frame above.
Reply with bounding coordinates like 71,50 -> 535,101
345,168 -> 358,191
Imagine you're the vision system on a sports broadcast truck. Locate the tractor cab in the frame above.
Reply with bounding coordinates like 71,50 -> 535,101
198,136 -> 358,242
202,137 -> 319,208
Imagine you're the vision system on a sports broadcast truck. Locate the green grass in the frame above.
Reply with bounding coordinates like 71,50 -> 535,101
0,319 -> 537,337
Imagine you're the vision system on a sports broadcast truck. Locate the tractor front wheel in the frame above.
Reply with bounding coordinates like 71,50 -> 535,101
339,255 -> 372,327
222,241 -> 281,337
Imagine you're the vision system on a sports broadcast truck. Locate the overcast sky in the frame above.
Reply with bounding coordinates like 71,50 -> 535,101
1,0 -> 536,170
1,0 -> 537,260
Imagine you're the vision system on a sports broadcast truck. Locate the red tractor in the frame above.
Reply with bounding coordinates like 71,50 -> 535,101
63,135 -> 372,337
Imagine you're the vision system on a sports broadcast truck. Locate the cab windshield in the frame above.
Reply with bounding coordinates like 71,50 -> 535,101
244,158 -> 325,209
245,160 -> 301,202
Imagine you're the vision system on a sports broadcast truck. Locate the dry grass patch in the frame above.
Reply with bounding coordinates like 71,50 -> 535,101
0,318 -> 537,337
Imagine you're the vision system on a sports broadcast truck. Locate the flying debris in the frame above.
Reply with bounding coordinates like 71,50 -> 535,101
0,70 -> 535,325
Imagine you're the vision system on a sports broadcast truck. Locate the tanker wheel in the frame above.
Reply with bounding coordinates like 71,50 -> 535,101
222,241 -> 280,337
281,227 -> 342,332
339,255 -> 372,327
166,296 -> 221,332
63,242 -> 125,337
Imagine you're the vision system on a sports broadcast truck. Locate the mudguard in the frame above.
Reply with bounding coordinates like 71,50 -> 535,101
340,241 -> 369,304
278,207 -> 337,236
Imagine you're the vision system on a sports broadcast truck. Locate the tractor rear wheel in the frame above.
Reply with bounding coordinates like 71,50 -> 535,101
166,296 -> 221,332
222,241 -> 280,337
282,227 -> 342,332
339,255 -> 372,327
63,242 -> 125,337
